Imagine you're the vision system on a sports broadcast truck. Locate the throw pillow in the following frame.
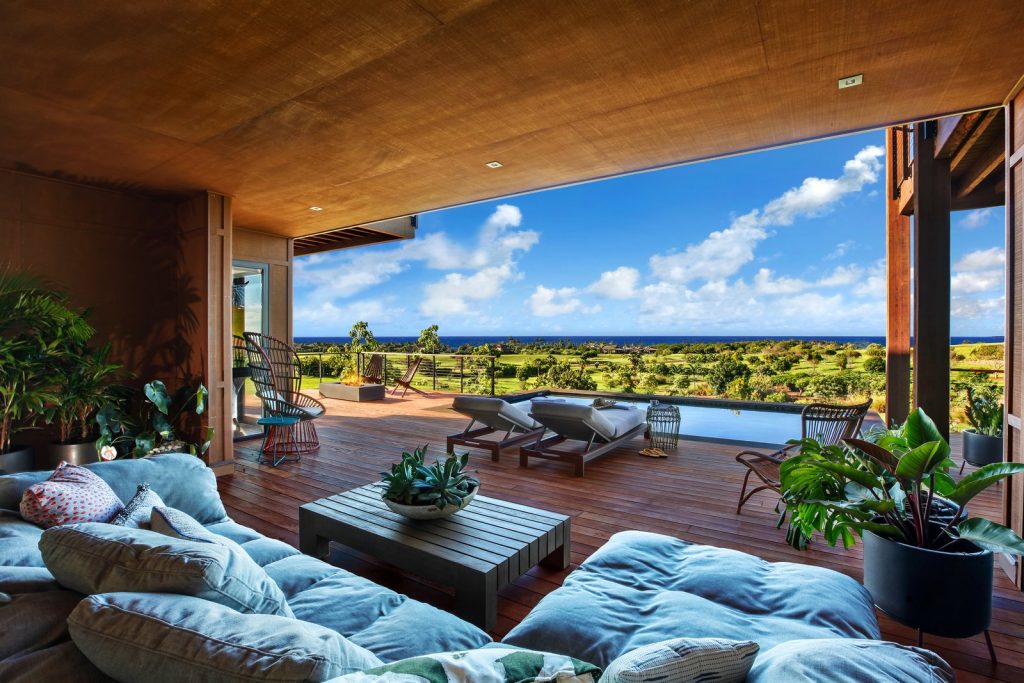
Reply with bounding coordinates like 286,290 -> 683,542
602,638 -> 759,683
40,522 -> 293,617
19,462 -> 123,528
150,504 -> 218,542
747,639 -> 954,683
331,647 -> 600,682
69,592 -> 381,683
109,483 -> 165,528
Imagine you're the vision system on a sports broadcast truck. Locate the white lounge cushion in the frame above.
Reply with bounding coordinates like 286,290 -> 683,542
452,396 -> 541,432
529,402 -> 643,442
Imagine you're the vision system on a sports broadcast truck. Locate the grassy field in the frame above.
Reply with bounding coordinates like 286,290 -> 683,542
291,340 -> 1004,430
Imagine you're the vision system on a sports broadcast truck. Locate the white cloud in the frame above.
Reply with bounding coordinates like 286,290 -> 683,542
760,145 -> 883,225
649,145 -> 883,286
826,240 -> 855,260
952,296 -> 1004,319
294,298 -> 399,329
295,203 -> 539,323
955,247 -> 1004,272
952,271 -> 1003,295
527,286 -> 600,317
650,210 -> 766,284
817,264 -> 864,288
961,208 -> 994,230
588,266 -> 640,299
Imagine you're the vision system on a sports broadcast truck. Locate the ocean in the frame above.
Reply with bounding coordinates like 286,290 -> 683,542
295,335 -> 1004,348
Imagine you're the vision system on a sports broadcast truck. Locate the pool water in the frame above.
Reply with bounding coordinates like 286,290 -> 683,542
535,394 -> 803,447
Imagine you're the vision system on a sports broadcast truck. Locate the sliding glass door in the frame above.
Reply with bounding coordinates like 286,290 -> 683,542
232,262 -> 268,440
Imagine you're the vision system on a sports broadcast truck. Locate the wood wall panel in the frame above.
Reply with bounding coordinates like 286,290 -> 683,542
1005,91 -> 1024,588
0,170 -> 194,464
233,228 -> 293,343
177,192 -> 234,470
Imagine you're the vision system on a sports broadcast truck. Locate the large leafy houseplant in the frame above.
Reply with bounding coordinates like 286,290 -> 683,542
48,342 -> 124,445
96,380 -> 211,458
381,445 -> 479,510
779,408 -> 1024,554
964,386 -> 1003,438
0,270 -> 93,454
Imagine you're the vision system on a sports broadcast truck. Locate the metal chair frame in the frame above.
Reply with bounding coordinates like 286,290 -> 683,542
735,399 -> 872,514
243,332 -> 325,460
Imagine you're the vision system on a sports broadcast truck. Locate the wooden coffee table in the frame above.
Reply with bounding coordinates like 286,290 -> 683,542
299,484 -> 570,631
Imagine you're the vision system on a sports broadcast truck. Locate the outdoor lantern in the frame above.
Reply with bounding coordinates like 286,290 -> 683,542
646,400 -> 680,451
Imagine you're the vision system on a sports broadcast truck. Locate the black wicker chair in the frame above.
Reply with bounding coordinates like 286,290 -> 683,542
735,399 -> 872,514
242,332 -> 325,462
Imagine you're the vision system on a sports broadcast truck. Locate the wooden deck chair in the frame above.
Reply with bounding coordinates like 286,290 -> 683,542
361,353 -> 384,384
447,396 -> 546,461
520,400 -> 647,476
391,356 -> 425,397
735,399 -> 872,514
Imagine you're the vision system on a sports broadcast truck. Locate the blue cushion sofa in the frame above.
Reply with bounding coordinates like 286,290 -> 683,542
0,454 -> 952,681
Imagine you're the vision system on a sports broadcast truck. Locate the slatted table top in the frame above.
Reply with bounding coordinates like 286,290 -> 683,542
302,483 -> 568,575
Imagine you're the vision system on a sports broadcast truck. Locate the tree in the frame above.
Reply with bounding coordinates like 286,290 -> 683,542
417,324 -> 442,353
348,321 -> 377,351
706,358 -> 751,394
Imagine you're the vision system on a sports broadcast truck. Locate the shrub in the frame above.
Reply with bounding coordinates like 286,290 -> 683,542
863,356 -> 885,373
972,344 -> 1004,360
706,358 -> 751,394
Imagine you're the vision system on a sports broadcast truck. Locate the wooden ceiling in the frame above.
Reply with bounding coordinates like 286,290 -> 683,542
1,1 -> 1022,238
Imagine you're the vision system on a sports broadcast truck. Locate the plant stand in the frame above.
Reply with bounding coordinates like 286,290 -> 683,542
257,415 -> 302,467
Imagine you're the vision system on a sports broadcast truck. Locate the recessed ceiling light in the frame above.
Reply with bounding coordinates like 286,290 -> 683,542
485,161 -> 503,169
309,206 -> 323,211
838,74 -> 863,89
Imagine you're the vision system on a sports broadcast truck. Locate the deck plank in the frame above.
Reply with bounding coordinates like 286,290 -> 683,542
224,392 -> 1023,682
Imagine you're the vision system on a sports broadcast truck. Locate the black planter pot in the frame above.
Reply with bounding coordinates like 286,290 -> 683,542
0,445 -> 35,473
45,442 -> 99,468
863,528 -> 992,638
962,429 -> 1003,469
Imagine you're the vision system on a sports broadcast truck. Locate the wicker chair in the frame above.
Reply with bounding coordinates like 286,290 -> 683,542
242,332 -> 325,464
735,399 -> 872,514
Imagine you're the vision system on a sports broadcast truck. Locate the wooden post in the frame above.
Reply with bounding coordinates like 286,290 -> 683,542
912,121 -> 952,440
886,126 -> 912,426
1003,92 -> 1024,588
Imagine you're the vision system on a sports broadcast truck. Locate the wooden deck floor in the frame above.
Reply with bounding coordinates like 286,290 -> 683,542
222,393 -> 1024,682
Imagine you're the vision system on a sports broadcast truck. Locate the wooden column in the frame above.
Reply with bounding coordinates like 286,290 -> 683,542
912,121 -> 952,440
886,127 -> 912,426
178,192 -> 234,473
1004,91 -> 1024,588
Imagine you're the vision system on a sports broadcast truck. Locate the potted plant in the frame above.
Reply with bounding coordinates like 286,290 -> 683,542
380,445 -> 479,519
779,408 -> 1024,643
0,270 -> 93,472
44,343 -> 124,466
961,386 -> 1004,472
96,380 -> 212,458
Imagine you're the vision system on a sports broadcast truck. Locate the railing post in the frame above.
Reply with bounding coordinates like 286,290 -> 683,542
432,354 -> 437,391
490,356 -> 495,396
383,354 -> 387,386
460,356 -> 465,393
318,353 -> 323,383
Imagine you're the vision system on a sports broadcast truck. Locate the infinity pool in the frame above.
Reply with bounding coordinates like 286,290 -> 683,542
520,393 -> 804,447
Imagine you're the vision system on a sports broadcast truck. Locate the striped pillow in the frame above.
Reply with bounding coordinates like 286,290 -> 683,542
602,638 -> 759,683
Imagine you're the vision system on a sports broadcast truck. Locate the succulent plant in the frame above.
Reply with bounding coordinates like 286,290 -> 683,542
381,445 -> 479,508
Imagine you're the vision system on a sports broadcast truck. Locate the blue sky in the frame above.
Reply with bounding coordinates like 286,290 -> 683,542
294,130 -> 1005,338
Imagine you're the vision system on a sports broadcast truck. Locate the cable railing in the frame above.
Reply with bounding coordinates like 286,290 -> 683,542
294,350 -> 498,396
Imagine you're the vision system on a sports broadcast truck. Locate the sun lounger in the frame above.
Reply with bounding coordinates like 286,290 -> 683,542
446,396 -> 546,461
520,401 -> 646,476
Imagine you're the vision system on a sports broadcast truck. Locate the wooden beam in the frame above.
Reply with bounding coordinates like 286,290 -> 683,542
949,109 -> 1000,173
886,127 -> 911,426
912,122 -> 951,440
1003,93 -> 1024,589
954,145 -> 1005,199
934,112 -> 982,159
